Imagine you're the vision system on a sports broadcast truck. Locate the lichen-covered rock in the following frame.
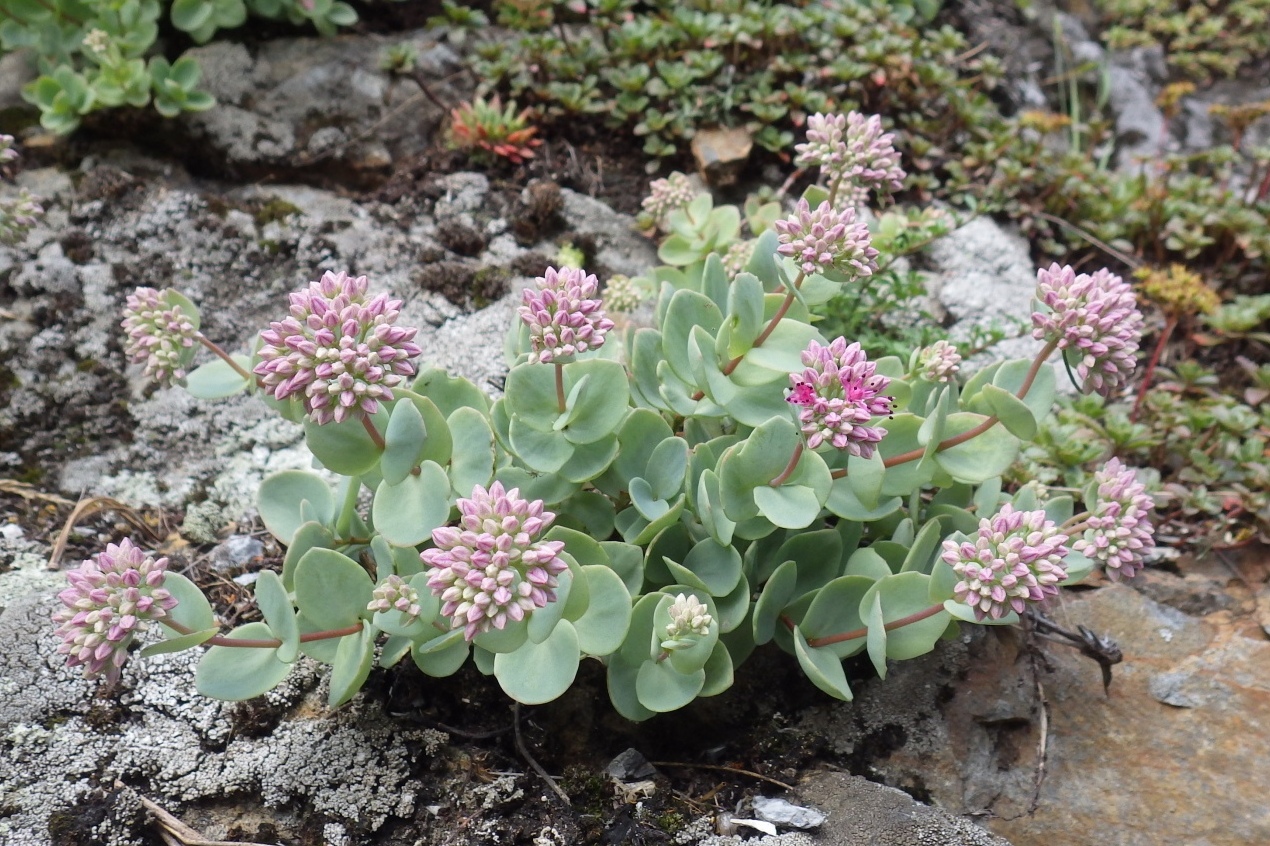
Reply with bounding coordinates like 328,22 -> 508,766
182,33 -> 466,180
0,585 -> 430,845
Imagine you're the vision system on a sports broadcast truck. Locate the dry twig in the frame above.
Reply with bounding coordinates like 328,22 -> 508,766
649,762 -> 794,792
512,703 -> 572,806
49,495 -> 164,569
116,781 -> 279,846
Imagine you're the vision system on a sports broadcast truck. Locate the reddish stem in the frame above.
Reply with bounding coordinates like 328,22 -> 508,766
1131,313 -> 1178,422
163,619 -> 364,649
838,337 -> 1060,475
780,602 -> 946,648
361,415 -> 386,450
769,442 -> 804,487
196,334 -> 255,383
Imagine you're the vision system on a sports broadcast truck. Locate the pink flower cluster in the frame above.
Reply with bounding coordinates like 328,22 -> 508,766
52,539 -> 179,683
918,340 -> 962,383
774,199 -> 878,278
422,482 -> 570,640
943,505 -> 1069,621
254,271 -> 423,425
641,171 -> 696,226
1031,264 -> 1143,397
1072,458 -> 1155,581
787,337 -> 894,457
794,112 -> 906,201
367,574 -> 424,623
0,134 -> 42,245
518,266 -> 615,364
121,287 -> 199,387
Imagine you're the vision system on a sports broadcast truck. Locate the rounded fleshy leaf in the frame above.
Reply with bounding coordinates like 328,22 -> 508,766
255,570 -> 300,663
258,471 -> 334,545
294,549 -> 374,630
373,461 -> 452,548
494,619 -> 580,704
184,355 -> 253,399
195,622 -> 292,701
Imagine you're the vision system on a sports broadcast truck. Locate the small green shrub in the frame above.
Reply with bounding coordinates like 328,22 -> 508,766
0,0 -> 365,133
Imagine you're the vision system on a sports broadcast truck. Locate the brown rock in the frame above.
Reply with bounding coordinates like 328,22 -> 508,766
691,126 -> 753,187
931,587 -> 1270,846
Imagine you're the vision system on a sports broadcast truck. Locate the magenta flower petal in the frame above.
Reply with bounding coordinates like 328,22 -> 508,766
788,337 -> 894,458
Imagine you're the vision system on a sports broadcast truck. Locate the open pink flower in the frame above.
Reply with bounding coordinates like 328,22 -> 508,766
789,338 -> 893,457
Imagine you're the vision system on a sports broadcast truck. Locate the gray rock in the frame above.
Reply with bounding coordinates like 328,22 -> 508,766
606,747 -> 657,781
0,51 -> 38,116
181,33 -> 466,177
923,217 -> 1065,386
750,796 -> 827,830
795,772 -> 1013,845
208,535 -> 265,571
560,189 -> 660,279
1105,64 -> 1166,170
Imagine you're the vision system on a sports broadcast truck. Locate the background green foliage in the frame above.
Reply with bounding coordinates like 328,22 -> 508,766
0,0 -> 362,133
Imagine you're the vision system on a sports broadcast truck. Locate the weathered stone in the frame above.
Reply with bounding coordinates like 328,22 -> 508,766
691,127 -> 754,187
181,33 -> 466,180
923,216 -> 1066,387
794,772 -> 1011,845
751,795 -> 826,830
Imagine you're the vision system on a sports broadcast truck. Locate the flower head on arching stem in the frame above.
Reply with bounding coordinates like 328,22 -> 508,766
1031,264 -> 1143,397
121,287 -> 199,387
518,266 -> 615,364
917,340 -> 962,383
254,271 -> 423,426
794,112 -> 906,199
942,505 -> 1069,621
52,539 -> 179,683
1072,458 -> 1155,581
774,199 -> 878,278
421,482 -> 570,641
788,338 -> 893,457
641,171 -> 697,227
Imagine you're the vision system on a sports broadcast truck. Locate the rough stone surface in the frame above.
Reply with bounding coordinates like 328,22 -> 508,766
0,584 -> 431,845
797,584 -> 1270,846
182,32 -> 466,179
560,188 -> 660,279
0,158 -> 617,521
796,772 -> 1012,845
923,216 -> 1065,386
